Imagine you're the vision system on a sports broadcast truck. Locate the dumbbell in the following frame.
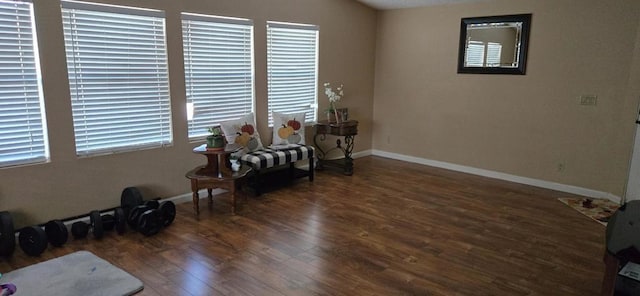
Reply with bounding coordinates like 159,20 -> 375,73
70,208 -> 127,240
99,208 -> 126,234
121,187 -> 143,219
128,201 -> 176,236
0,211 -> 15,257
18,226 -> 47,257
16,218 -> 67,257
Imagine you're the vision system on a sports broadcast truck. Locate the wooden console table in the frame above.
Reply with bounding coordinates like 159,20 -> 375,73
186,144 -> 251,215
313,120 -> 358,175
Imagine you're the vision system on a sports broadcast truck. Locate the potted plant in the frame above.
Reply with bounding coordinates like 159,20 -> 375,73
206,126 -> 225,150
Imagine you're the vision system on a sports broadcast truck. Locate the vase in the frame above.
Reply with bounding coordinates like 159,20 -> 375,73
327,112 -> 336,123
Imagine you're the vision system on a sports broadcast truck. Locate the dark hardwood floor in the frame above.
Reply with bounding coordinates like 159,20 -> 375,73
0,156 -> 606,295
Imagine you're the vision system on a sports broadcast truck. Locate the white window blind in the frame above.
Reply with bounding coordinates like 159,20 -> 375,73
486,42 -> 502,67
0,0 -> 48,167
182,13 -> 254,139
62,1 -> 171,156
267,21 -> 318,127
465,40 -> 485,67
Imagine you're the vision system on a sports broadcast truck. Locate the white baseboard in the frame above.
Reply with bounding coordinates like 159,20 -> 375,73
165,188 -> 228,205
352,149 -> 373,159
167,149 -> 621,204
371,149 -> 621,203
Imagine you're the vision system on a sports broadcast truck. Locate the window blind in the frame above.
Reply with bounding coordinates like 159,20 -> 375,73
267,21 -> 318,127
486,42 -> 502,67
182,13 -> 254,139
62,1 -> 171,156
0,0 -> 48,167
465,40 -> 485,67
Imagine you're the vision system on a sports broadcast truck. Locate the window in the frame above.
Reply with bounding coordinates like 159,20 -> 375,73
62,1 -> 171,156
182,13 -> 254,139
0,0 -> 48,167
267,21 -> 318,126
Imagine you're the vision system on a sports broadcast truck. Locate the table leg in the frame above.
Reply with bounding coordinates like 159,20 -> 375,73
230,180 -> 237,215
207,188 -> 213,204
344,135 -> 355,176
601,252 -> 619,296
192,190 -> 199,215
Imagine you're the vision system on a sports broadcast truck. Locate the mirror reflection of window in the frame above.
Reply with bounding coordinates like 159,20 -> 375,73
465,41 -> 504,67
465,22 -> 521,68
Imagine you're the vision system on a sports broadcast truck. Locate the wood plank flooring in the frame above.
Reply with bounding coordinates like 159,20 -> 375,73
0,156 -> 606,295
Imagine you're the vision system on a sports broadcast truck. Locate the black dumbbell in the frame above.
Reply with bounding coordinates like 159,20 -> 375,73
144,200 -> 160,210
18,226 -> 47,257
89,210 -> 104,239
159,201 -> 176,227
128,205 -> 151,230
137,209 -> 162,236
18,218 -> 69,256
114,207 -> 126,234
121,187 -> 143,219
0,211 -> 15,257
102,214 -> 115,231
44,220 -> 68,247
71,221 -> 89,239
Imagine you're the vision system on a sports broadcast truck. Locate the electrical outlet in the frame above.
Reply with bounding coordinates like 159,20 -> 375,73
557,163 -> 565,172
386,135 -> 391,144
580,95 -> 597,106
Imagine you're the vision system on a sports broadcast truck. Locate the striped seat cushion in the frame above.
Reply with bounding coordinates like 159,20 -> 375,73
240,145 -> 314,170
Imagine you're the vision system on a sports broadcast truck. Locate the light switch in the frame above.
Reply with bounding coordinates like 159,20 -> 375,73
580,95 -> 597,106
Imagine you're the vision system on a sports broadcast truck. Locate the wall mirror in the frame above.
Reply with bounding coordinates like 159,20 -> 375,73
457,14 -> 532,75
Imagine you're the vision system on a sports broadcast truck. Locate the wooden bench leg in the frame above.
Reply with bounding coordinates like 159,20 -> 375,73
254,169 -> 261,196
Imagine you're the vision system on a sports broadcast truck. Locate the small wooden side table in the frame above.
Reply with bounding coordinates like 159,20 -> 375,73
186,144 -> 251,215
313,120 -> 358,175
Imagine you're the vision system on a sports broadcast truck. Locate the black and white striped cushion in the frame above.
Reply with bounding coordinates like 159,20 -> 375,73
240,145 -> 314,170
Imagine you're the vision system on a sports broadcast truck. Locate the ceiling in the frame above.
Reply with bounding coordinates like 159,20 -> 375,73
356,0 -> 491,10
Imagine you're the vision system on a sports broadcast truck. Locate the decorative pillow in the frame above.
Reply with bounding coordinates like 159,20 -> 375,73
271,111 -> 306,145
219,113 -> 264,152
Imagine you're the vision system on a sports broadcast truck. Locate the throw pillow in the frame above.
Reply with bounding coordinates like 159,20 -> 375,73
271,111 -> 306,145
219,112 -> 264,152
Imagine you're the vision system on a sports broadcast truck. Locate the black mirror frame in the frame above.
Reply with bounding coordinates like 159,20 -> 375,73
457,13 -> 532,75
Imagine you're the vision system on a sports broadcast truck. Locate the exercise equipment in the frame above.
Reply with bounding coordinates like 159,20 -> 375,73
102,214 -> 115,231
0,212 -> 15,257
43,220 -> 67,247
114,208 -> 126,234
159,201 -> 176,227
71,222 -> 89,239
121,187 -> 143,218
137,209 -> 162,236
89,210 -> 104,239
144,200 -> 160,210
18,226 -> 47,256
127,205 -> 150,230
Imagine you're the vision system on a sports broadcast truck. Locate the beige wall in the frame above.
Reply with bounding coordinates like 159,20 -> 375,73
373,0 -> 640,197
1,0 -> 376,226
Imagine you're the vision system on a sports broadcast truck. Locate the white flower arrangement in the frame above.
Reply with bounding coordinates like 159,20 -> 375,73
323,82 -> 344,123
324,82 -> 343,104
